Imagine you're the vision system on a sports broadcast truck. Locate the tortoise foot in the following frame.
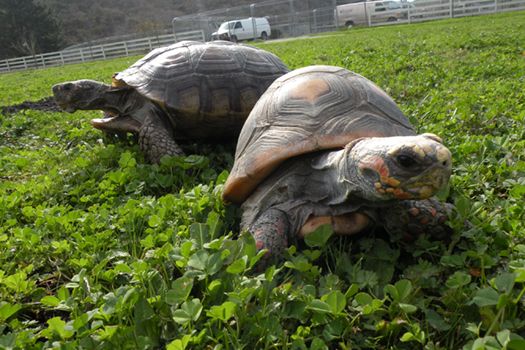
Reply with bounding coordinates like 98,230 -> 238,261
380,198 -> 453,240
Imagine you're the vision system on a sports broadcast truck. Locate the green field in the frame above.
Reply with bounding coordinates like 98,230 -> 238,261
1,11 -> 524,349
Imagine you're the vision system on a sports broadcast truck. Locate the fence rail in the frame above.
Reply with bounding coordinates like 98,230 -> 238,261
1,0 -> 524,74
338,0 -> 525,27
0,30 -> 205,74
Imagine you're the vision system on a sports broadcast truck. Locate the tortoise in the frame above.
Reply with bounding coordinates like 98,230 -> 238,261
52,40 -> 289,163
222,65 -> 453,267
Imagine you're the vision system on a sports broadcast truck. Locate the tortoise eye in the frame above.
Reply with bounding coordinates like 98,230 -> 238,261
396,154 -> 418,168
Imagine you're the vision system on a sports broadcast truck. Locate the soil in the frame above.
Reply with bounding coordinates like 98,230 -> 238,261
1,96 -> 61,115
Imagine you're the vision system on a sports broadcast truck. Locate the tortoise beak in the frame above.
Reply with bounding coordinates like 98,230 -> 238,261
403,145 -> 452,199
91,115 -> 142,134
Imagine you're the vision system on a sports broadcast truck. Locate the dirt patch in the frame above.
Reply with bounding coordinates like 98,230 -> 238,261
1,96 -> 61,115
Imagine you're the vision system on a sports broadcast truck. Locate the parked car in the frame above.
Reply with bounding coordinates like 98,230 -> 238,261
336,0 -> 411,27
211,17 -> 271,42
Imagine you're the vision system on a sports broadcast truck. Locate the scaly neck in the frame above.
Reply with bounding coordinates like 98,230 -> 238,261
91,87 -> 142,116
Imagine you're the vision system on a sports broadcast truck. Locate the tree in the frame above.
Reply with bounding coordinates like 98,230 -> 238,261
0,0 -> 62,59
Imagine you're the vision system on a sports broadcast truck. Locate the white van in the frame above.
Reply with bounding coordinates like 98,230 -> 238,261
211,17 -> 271,42
336,0 -> 409,27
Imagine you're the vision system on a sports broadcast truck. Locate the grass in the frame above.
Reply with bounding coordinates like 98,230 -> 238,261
1,11 -> 525,349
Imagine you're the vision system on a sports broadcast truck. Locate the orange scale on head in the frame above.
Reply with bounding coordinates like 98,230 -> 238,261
393,188 -> 413,200
385,177 -> 401,187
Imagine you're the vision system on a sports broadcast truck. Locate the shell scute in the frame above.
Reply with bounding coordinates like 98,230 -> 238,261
195,46 -> 243,74
243,49 -> 289,76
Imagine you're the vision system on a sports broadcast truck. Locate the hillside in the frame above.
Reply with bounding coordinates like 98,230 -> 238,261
41,0 -> 232,46
41,0 -> 338,47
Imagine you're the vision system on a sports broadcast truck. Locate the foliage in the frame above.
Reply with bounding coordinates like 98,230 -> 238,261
0,11 -> 525,349
0,0 -> 62,59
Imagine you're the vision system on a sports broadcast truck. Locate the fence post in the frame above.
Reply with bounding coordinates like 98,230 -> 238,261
124,42 -> 129,56
80,48 -> 85,62
366,2 -> 372,27
101,46 -> 106,59
289,0 -> 295,37
5,59 -> 10,72
495,0 -> 498,12
41,54 -> 46,68
312,9 -> 317,33
59,52 -> 65,65
172,17 -> 178,35
148,38 -> 153,50
250,4 -> 257,40
450,0 -> 454,18
334,5 -> 339,29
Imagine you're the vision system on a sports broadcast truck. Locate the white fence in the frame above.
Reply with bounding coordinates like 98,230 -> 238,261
337,0 -> 525,27
0,30 -> 205,73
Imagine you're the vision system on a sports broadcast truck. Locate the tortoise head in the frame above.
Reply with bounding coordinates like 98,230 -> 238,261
52,79 -> 111,113
343,133 -> 452,202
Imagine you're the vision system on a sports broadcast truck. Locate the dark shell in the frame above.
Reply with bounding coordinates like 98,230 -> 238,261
114,41 -> 289,136
223,65 -> 415,204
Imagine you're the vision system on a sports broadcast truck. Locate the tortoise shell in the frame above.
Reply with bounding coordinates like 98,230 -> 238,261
113,40 -> 289,121
222,65 -> 416,204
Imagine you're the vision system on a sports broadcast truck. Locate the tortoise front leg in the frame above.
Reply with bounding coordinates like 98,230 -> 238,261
139,111 -> 184,164
249,208 -> 291,270
378,198 -> 453,240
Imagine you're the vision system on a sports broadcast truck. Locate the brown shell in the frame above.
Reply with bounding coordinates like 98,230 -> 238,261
222,65 -> 415,204
113,41 -> 289,137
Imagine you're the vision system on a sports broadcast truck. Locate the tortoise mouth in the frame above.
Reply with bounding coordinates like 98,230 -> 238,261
52,94 -> 76,113
57,102 -> 77,113
91,115 -> 142,134
402,166 -> 451,199
370,163 -> 451,200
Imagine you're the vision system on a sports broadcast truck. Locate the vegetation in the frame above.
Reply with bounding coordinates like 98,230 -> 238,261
39,0 -> 290,51
0,0 -> 62,59
5,0 -> 344,56
1,0 -> 256,57
1,11 -> 524,349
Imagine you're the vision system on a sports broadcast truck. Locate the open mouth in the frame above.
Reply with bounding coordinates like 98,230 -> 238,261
90,115 -> 142,133
406,185 -> 436,199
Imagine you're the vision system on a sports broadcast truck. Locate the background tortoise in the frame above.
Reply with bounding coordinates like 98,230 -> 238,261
222,65 -> 453,267
52,40 -> 289,163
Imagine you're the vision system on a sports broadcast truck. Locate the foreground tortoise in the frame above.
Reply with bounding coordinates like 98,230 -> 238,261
222,65 -> 453,267
52,41 -> 289,163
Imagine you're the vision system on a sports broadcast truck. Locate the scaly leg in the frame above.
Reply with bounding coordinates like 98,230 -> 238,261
139,111 -> 184,164
249,208 -> 290,271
